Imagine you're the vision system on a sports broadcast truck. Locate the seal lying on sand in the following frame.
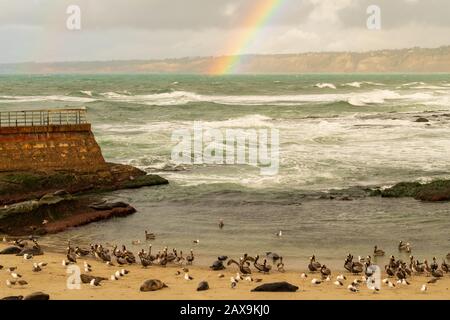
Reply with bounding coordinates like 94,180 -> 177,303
1,295 -> 24,300
210,260 -> 225,271
197,281 -> 209,291
251,281 -> 298,292
23,292 -> 50,300
140,279 -> 168,292
2,292 -> 50,300
0,246 -> 22,255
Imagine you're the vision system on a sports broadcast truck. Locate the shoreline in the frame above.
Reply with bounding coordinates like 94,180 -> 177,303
1,244 -> 448,300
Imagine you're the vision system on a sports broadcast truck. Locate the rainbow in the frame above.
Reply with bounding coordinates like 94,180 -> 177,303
209,0 -> 285,75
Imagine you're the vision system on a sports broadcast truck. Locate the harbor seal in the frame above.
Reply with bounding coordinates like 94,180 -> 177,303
197,281 -> 209,291
0,246 -> 22,255
140,279 -> 168,292
209,260 -> 225,271
251,282 -> 298,292
24,292 -> 50,300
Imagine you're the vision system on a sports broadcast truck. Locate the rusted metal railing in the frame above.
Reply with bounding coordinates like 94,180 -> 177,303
0,108 -> 87,127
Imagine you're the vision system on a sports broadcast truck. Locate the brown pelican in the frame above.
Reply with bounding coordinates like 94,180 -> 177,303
385,265 -> 395,277
116,256 -> 128,265
186,249 -> 194,265
398,241 -> 411,252
219,219 -> 224,229
320,265 -> 331,277
75,246 -> 90,257
431,257 -> 439,271
227,258 -> 251,274
308,255 -> 321,272
145,230 -> 156,240
67,247 -> 77,264
253,255 -> 271,273
138,250 -> 152,268
431,268 -> 444,278
373,246 -> 385,257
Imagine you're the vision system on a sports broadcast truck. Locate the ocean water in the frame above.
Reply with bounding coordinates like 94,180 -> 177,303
1,74 -> 450,268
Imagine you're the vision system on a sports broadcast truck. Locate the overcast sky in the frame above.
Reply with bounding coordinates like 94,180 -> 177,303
0,0 -> 449,63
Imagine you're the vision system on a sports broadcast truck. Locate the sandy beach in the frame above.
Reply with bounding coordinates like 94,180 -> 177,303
0,244 -> 449,300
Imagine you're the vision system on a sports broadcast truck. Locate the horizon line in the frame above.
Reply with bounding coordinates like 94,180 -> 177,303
1,44 -> 449,66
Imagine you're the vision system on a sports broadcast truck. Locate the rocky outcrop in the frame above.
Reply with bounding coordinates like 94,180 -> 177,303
0,163 -> 168,236
0,190 -> 137,235
0,162 -> 168,206
374,180 -> 450,202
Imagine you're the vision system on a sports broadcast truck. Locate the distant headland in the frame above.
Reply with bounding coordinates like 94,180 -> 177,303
1,46 -> 449,74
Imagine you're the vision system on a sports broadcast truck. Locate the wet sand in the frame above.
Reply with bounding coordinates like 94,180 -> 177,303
1,244 -> 449,300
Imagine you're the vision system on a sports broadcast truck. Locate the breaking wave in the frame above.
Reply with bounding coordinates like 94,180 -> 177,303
0,88 -> 448,108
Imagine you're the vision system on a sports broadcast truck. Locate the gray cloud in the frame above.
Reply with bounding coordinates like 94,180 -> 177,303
0,0 -> 449,63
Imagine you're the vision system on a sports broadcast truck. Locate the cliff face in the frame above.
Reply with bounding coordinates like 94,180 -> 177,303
1,46 -> 449,74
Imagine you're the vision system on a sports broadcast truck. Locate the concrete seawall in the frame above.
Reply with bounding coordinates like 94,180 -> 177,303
0,124 -> 106,172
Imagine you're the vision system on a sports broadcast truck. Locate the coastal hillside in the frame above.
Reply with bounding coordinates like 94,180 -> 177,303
1,46 -> 450,74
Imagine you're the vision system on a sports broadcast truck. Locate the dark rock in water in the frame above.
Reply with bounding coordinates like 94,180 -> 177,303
210,260 -> 225,271
140,279 -> 167,292
89,201 -> 129,211
121,174 -> 168,189
378,179 -> 450,202
197,281 -> 209,291
80,274 -> 108,284
24,292 -> 50,300
0,246 -> 22,255
251,282 -> 299,292
378,182 -> 422,198
1,295 -> 24,300
415,117 -> 429,123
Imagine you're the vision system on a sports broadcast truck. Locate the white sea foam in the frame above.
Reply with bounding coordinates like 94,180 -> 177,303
344,82 -> 362,88
1,87 -> 448,108
96,89 -> 427,107
0,95 -> 96,103
80,90 -> 93,97
314,83 -> 337,89
343,81 -> 385,88
402,82 -> 426,86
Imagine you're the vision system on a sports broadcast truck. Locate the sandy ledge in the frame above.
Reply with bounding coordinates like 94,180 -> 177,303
0,244 -> 449,300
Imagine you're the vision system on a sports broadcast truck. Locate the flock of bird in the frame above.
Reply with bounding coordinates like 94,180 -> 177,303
1,233 -> 450,295
0,237 -> 48,292
299,241 -> 450,293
